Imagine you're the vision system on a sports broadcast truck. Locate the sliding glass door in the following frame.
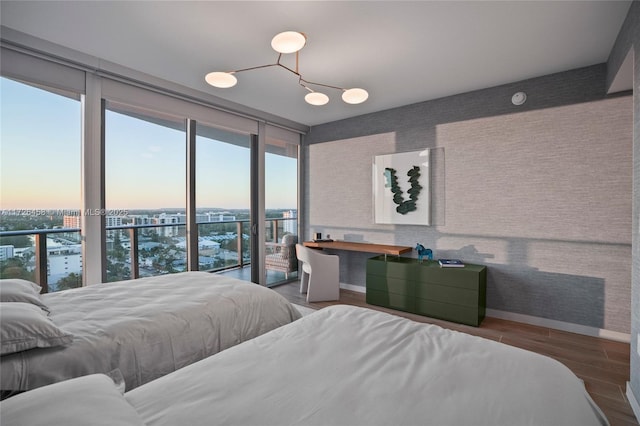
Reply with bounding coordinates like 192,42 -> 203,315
104,103 -> 187,282
196,124 -> 252,280
263,132 -> 299,287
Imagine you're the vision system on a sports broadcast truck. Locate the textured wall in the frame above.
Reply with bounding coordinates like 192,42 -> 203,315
305,65 -> 632,333
634,38 -> 640,409
608,0 -> 640,408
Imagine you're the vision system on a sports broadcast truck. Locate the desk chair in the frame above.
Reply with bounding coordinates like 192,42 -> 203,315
295,244 -> 340,302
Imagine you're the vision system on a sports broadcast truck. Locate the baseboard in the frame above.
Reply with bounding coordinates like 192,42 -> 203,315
627,382 -> 640,423
345,285 -> 629,342
486,308 -> 630,343
340,283 -> 366,293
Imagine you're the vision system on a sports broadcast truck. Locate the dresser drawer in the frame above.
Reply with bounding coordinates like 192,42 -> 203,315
366,275 -> 414,296
367,258 -> 416,280
414,282 -> 478,307
366,289 -> 415,312
414,267 -> 480,290
415,299 -> 481,326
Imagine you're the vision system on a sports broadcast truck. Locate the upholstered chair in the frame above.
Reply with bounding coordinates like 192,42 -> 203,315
265,234 -> 298,279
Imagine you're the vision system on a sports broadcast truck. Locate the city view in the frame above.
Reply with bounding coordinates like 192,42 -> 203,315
0,208 -> 297,292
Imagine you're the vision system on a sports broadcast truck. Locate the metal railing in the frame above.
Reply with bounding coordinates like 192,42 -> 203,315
0,217 -> 297,292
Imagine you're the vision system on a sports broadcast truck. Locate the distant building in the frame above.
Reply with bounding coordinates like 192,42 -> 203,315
175,238 -> 220,252
0,245 -> 14,261
63,215 -> 81,228
46,240 -> 82,285
171,213 -> 187,224
106,216 -> 122,227
64,215 -> 121,229
283,210 -> 297,235
131,215 -> 152,225
154,213 -> 180,225
153,213 -> 181,237
105,216 -> 124,239
13,247 -> 31,258
207,213 -> 236,222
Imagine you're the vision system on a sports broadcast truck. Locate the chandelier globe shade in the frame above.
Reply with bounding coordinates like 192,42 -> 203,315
205,72 -> 237,88
271,31 -> 306,54
305,92 -> 329,106
342,88 -> 369,104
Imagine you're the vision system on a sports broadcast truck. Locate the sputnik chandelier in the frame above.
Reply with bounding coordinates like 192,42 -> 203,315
205,31 -> 369,106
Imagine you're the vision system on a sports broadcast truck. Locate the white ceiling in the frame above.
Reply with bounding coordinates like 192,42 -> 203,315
0,1 -> 632,127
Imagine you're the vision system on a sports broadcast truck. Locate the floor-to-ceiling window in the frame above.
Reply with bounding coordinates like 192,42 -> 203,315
104,103 -> 187,281
264,129 -> 300,287
1,44 -> 303,289
196,124 -> 252,277
0,76 -> 82,292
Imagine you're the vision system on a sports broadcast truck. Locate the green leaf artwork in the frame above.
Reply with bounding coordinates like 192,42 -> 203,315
384,166 -> 422,214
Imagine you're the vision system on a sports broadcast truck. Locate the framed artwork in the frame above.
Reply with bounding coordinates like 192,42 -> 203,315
373,149 -> 430,225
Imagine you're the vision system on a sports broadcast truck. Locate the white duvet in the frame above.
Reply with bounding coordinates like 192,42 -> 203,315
1,272 -> 301,392
126,304 -> 608,426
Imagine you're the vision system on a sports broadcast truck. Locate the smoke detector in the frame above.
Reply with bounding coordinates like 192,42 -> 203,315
511,92 -> 527,106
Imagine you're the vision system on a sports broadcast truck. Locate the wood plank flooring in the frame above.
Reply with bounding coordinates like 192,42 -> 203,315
272,282 -> 638,426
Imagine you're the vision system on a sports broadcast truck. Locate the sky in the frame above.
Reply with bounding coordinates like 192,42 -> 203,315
0,77 -> 297,211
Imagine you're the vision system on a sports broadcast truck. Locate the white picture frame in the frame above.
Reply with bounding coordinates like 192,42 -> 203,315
373,149 -> 430,225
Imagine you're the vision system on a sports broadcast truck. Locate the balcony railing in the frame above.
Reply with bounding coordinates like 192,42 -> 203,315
0,217 -> 297,293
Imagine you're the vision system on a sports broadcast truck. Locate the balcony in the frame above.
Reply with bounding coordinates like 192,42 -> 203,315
0,217 -> 297,292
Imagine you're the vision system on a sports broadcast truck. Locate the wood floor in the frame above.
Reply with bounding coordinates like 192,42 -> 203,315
272,282 -> 638,426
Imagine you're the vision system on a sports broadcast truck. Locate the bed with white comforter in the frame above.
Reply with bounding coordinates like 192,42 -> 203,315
0,305 -> 608,425
119,304 -> 607,426
0,271 -> 301,393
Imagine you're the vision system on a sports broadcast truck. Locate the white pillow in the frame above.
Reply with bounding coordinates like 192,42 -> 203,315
0,278 -> 41,293
0,374 -> 146,426
0,302 -> 73,355
0,278 -> 50,313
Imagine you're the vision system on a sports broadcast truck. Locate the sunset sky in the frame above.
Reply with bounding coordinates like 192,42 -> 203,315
1,77 -> 297,211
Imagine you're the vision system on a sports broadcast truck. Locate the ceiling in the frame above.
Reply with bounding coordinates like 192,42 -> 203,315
0,1 -> 632,127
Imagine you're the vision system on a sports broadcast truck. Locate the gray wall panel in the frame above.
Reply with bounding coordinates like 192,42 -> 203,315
305,65 -> 632,334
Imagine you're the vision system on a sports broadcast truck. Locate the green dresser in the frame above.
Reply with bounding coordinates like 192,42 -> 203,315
366,255 -> 487,326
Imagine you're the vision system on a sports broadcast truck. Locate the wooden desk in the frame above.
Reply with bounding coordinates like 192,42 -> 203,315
302,240 -> 412,256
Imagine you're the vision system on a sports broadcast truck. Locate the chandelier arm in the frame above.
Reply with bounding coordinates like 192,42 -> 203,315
298,79 -> 314,93
277,62 -> 302,78
299,78 -> 345,92
273,50 -> 344,93
230,63 -> 280,74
